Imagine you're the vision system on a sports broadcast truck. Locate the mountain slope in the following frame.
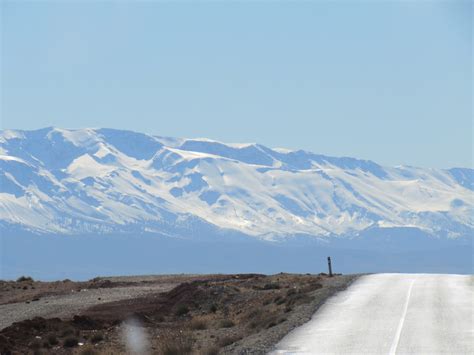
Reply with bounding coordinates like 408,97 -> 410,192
1,127 -> 472,240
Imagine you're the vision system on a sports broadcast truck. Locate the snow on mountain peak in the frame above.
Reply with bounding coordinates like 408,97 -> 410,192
1,127 -> 472,240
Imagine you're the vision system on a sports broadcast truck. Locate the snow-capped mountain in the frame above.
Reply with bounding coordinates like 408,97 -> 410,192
1,127 -> 472,240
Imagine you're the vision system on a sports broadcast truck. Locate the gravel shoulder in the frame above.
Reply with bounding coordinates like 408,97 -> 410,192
224,274 -> 359,354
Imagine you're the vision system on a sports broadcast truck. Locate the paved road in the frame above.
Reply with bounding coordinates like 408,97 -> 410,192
273,274 -> 473,354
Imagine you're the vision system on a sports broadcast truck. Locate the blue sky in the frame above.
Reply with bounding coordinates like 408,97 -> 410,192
1,0 -> 471,168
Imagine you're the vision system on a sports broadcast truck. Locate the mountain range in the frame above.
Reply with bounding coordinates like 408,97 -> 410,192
1,127 -> 472,242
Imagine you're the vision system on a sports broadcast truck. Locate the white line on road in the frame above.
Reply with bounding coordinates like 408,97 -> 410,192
389,279 -> 415,355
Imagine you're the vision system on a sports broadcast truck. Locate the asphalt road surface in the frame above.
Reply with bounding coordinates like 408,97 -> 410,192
273,273 -> 473,354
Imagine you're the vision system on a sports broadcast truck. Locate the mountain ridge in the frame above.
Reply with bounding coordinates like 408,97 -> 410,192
1,127 -> 472,240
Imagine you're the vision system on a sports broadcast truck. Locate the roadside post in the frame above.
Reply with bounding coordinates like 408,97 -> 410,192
327,256 -> 333,277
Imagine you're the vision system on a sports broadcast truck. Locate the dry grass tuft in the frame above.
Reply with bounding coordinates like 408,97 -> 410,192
156,329 -> 193,355
189,318 -> 207,330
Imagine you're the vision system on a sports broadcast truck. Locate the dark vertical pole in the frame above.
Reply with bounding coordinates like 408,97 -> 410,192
327,256 -> 333,277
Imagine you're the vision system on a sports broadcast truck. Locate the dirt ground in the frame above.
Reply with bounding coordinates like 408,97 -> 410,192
0,273 -> 358,354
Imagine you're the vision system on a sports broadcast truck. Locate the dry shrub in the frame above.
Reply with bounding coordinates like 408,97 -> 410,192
60,327 -> 75,337
157,329 -> 193,355
175,304 -> 190,316
63,336 -> 79,348
262,283 -> 280,290
301,281 -> 322,293
16,276 -> 34,282
47,334 -> 59,346
219,319 -> 235,328
273,296 -> 285,305
286,292 -> 312,307
189,318 -> 207,330
90,332 -> 104,343
247,310 -> 279,330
